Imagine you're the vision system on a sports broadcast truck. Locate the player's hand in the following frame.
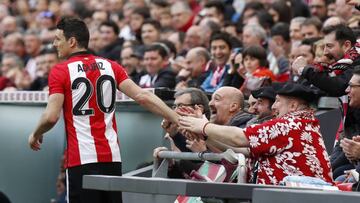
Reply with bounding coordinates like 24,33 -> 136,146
28,133 -> 43,151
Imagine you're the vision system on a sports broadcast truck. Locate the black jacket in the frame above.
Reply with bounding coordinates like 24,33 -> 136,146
98,38 -> 124,61
222,71 -> 244,89
153,65 -> 176,89
330,107 -> 360,178
129,70 -> 146,85
301,57 -> 360,97
228,111 -> 254,128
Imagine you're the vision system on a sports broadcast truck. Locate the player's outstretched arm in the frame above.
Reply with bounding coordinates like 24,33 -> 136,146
29,93 -> 64,151
118,79 -> 179,124
178,116 -> 249,148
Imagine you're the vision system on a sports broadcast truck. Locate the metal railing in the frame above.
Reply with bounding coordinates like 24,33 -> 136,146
152,149 -> 247,183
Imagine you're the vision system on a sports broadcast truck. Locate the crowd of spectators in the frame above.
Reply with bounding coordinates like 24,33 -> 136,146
0,0 -> 357,93
2,0 -> 360,201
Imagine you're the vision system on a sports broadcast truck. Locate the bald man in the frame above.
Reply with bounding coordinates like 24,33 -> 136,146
183,25 -> 204,50
175,47 -> 210,90
205,86 -> 253,154
188,47 -> 209,75
323,16 -> 345,28
209,86 -> 253,127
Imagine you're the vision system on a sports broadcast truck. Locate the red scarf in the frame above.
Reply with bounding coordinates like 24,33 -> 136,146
314,42 -> 360,76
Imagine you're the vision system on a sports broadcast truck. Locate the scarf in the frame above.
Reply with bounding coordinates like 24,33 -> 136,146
210,66 -> 226,87
314,42 -> 360,76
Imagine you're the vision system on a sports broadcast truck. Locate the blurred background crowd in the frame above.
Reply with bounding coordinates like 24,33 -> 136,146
0,0 -> 358,95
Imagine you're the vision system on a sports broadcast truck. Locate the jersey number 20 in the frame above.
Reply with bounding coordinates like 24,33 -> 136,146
72,75 -> 116,116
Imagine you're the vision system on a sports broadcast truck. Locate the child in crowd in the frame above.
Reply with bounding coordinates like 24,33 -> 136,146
240,45 -> 275,97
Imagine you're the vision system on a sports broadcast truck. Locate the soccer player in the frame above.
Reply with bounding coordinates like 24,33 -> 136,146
28,17 -> 178,203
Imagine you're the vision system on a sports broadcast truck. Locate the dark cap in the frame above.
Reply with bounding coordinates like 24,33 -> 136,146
276,82 -> 321,103
251,86 -> 276,101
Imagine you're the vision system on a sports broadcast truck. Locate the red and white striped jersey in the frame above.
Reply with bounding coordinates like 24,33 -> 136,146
48,52 -> 128,168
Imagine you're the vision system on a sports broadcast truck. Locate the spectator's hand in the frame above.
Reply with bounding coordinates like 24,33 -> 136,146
153,146 -> 175,166
291,56 -> 307,76
175,81 -> 188,91
182,130 -> 205,141
28,133 -> 43,151
346,0 -> 360,5
228,52 -> 237,72
153,146 -> 168,158
268,40 -> 285,58
161,119 -> 178,136
179,116 -> 209,134
340,138 -> 360,161
237,64 -> 247,78
186,139 -> 207,152
177,68 -> 191,78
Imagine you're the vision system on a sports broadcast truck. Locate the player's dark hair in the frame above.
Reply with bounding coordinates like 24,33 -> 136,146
56,17 -> 90,49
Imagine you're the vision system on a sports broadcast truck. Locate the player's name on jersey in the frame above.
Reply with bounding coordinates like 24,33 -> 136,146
0,89 -> 155,103
77,62 -> 104,72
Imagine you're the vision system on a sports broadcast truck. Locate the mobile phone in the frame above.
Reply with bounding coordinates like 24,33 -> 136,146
232,47 -> 242,54
232,47 -> 242,65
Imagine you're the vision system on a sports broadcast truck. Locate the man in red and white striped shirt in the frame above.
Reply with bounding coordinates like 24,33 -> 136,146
28,17 -> 178,203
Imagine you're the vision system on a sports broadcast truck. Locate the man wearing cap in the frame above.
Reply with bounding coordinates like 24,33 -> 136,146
247,86 -> 276,126
179,83 -> 333,185
245,85 -> 277,183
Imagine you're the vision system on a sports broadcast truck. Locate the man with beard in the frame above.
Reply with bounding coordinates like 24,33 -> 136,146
247,86 -> 276,126
292,24 -> 359,97
292,24 -> 360,180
